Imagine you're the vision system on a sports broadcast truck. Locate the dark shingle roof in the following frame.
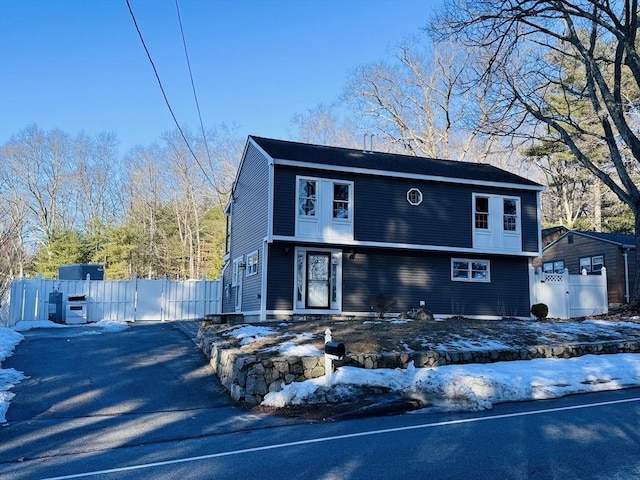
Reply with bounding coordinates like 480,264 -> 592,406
250,136 -> 542,188
574,231 -> 637,248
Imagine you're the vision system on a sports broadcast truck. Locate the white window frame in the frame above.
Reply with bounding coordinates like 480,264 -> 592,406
294,247 -> 342,312
297,178 -> 318,218
232,257 -> 243,286
295,176 -> 354,241
332,182 -> 351,219
580,255 -> 604,274
502,198 -> 519,232
451,258 -> 491,283
472,193 -> 522,252
543,260 -> 565,274
407,188 -> 423,206
245,250 -> 258,277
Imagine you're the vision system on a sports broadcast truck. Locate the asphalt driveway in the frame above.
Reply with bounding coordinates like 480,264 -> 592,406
0,321 -> 298,477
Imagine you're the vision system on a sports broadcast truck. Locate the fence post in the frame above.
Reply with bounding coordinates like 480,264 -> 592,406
562,268 -> 570,319
161,274 -> 168,322
600,266 -> 609,315
133,273 -> 138,322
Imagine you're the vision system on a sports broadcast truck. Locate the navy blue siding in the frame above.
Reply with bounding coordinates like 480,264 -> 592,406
273,165 -> 540,252
266,243 -> 295,311
222,143 -> 270,313
342,248 -> 531,317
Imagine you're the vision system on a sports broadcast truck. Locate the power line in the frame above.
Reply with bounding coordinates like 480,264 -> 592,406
174,0 -> 213,167
125,0 -> 216,190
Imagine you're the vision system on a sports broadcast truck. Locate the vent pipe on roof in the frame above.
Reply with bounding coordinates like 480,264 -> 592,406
363,133 -> 375,154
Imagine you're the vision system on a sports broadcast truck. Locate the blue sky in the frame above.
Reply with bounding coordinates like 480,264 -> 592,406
0,0 -> 440,153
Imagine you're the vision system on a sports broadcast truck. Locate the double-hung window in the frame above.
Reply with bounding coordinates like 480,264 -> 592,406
474,196 -> 489,230
503,199 -> 518,231
298,179 -> 317,217
246,251 -> 258,277
333,183 -> 350,219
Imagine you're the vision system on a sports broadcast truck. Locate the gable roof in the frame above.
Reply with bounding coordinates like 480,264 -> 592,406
544,230 -> 637,250
250,136 -> 543,190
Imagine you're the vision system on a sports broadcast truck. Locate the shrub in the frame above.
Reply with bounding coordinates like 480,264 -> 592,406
531,303 -> 549,320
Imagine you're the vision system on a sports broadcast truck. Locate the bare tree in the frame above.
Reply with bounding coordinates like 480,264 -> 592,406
341,37 -> 507,162
0,125 -> 76,247
73,131 -> 123,237
292,103 -> 362,149
434,0 -> 640,302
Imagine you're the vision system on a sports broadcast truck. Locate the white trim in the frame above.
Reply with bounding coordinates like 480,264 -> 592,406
267,160 -> 274,243
260,240 -> 268,321
536,191 -> 543,256
270,235 -> 539,257
295,175 -> 354,242
273,158 -> 544,192
294,246 -> 343,313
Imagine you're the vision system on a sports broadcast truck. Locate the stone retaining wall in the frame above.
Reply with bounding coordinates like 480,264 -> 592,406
198,325 -> 640,407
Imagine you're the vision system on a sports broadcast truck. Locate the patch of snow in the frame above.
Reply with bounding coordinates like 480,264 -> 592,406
225,325 -> 278,345
13,320 -> 69,332
0,327 -> 25,423
261,354 -> 640,413
278,343 -> 323,357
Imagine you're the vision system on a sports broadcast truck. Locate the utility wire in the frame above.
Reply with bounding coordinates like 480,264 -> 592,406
175,0 -> 213,168
125,0 -> 216,190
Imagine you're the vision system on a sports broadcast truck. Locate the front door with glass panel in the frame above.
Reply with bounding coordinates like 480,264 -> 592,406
306,252 -> 330,308
295,248 -> 342,312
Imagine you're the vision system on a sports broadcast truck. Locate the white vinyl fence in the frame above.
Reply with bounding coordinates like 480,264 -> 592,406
5,274 -> 221,327
530,266 -> 608,319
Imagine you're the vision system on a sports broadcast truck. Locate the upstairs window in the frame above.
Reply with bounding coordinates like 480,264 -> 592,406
333,183 -> 350,219
475,196 -> 489,230
298,179 -> 317,217
472,193 -> 522,252
503,199 -> 518,231
296,176 -> 354,241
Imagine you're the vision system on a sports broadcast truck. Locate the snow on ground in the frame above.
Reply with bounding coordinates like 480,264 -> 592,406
0,319 -> 129,423
0,327 -> 25,424
262,354 -> 640,412
2,318 -> 640,422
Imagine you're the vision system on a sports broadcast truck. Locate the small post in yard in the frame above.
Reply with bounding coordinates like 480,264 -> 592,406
324,328 -> 346,387
324,328 -> 333,386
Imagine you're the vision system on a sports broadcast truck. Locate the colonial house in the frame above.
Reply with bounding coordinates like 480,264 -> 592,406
542,230 -> 637,305
221,136 -> 544,321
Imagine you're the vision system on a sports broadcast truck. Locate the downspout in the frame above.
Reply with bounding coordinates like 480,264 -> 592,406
623,248 -> 630,303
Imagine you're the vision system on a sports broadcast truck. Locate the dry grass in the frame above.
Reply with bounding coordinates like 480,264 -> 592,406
208,313 -> 640,356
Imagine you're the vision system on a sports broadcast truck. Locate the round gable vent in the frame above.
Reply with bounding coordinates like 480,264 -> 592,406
407,188 -> 423,206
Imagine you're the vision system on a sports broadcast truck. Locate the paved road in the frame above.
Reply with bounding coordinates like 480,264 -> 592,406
0,321 -> 301,479
1,322 -> 639,480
